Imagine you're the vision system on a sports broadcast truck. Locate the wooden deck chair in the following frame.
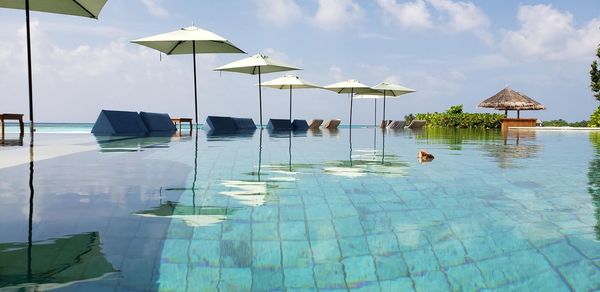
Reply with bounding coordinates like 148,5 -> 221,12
387,120 -> 406,129
406,120 -> 426,129
308,119 -> 323,129
323,119 -> 341,129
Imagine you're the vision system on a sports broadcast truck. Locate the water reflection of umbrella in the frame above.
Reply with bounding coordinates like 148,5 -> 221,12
324,80 -> 380,167
325,150 -> 409,178
0,232 -> 116,289
0,0 -> 108,135
214,54 -> 301,127
355,82 -> 416,128
260,75 -> 321,121
135,201 -> 238,227
132,26 -> 245,125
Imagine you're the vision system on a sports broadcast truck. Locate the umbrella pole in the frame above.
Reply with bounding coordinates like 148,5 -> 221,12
289,86 -> 292,121
381,129 -> 386,165
25,0 -> 34,139
258,129 -> 263,181
258,67 -> 262,127
27,144 -> 35,282
382,91 -> 387,128
192,41 -> 198,127
373,98 -> 376,155
350,89 -> 354,129
349,89 -> 353,167
192,130 -> 199,212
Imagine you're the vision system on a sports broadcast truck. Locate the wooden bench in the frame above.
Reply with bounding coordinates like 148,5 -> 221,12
1,113 -> 24,144
171,117 -> 193,135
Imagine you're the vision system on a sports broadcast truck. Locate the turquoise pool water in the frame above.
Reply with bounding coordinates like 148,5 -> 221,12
0,127 -> 599,291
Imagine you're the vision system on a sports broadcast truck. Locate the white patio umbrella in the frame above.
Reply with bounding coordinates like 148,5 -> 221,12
132,26 -> 245,125
214,54 -> 301,126
356,82 -> 416,128
260,75 -> 321,121
324,80 -> 381,129
0,0 -> 108,135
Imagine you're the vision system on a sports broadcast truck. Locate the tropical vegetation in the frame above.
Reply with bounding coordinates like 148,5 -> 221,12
413,105 -> 504,129
590,44 -> 600,127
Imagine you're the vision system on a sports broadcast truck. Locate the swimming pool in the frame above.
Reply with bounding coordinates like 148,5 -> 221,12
1,127 -> 599,291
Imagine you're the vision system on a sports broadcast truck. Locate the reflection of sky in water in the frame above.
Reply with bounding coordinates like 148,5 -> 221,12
1,128 -> 599,290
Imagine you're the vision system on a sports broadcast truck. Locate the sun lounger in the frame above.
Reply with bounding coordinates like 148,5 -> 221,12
323,119 -> 341,129
406,120 -> 426,129
308,119 -> 323,129
233,118 -> 257,130
292,119 -> 309,131
92,110 -> 149,136
387,120 -> 405,129
205,116 -> 238,131
140,112 -> 177,132
267,119 -> 294,131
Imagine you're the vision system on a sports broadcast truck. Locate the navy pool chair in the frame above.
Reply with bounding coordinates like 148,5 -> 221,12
205,116 -> 257,132
92,110 -> 177,136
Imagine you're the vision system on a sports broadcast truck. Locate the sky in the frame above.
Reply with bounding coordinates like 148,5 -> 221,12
1,0 -> 599,124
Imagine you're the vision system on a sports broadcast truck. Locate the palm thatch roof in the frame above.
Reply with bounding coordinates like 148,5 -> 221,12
478,87 -> 545,110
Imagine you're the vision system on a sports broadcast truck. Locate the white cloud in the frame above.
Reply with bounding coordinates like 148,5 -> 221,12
256,0 -> 302,27
377,0 -> 432,30
313,0 -> 364,31
376,0 -> 491,43
140,0 -> 169,18
329,65 -> 343,81
501,4 -> 600,61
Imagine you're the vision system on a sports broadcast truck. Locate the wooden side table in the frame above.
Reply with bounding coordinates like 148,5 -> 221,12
171,117 -> 193,136
1,113 -> 24,144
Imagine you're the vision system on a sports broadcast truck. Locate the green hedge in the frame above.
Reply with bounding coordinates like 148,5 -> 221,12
542,119 -> 588,127
414,112 -> 504,128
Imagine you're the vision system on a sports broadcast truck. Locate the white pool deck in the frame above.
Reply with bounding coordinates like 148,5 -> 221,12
511,127 -> 600,131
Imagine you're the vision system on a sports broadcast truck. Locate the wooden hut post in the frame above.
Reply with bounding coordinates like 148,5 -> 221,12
517,110 -> 520,119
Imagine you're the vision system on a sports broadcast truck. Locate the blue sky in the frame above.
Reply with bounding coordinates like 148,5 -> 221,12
1,0 -> 599,123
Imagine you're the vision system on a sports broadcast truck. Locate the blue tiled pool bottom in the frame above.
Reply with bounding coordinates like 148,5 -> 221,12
1,128 -> 599,291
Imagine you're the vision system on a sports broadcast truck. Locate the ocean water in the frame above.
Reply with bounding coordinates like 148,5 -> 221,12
0,126 -> 599,291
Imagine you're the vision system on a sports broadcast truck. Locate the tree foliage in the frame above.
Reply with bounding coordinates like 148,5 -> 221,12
592,45 -> 600,100
414,105 -> 503,129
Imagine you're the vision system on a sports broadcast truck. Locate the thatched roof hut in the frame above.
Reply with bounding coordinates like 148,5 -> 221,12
479,87 -> 545,113
479,87 -> 545,118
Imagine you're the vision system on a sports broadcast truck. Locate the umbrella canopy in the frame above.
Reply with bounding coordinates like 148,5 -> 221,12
324,79 -> 380,128
214,54 -> 302,126
0,0 -> 107,18
132,26 -> 245,125
324,79 -> 380,95
215,54 -> 301,75
260,75 -> 321,121
479,87 -> 545,110
132,26 -> 244,55
0,0 -> 108,136
355,82 -> 416,128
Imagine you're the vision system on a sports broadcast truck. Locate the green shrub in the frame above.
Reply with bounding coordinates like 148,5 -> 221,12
542,119 -> 569,127
590,106 -> 600,127
446,104 -> 463,114
414,105 -> 503,129
543,119 -> 589,127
